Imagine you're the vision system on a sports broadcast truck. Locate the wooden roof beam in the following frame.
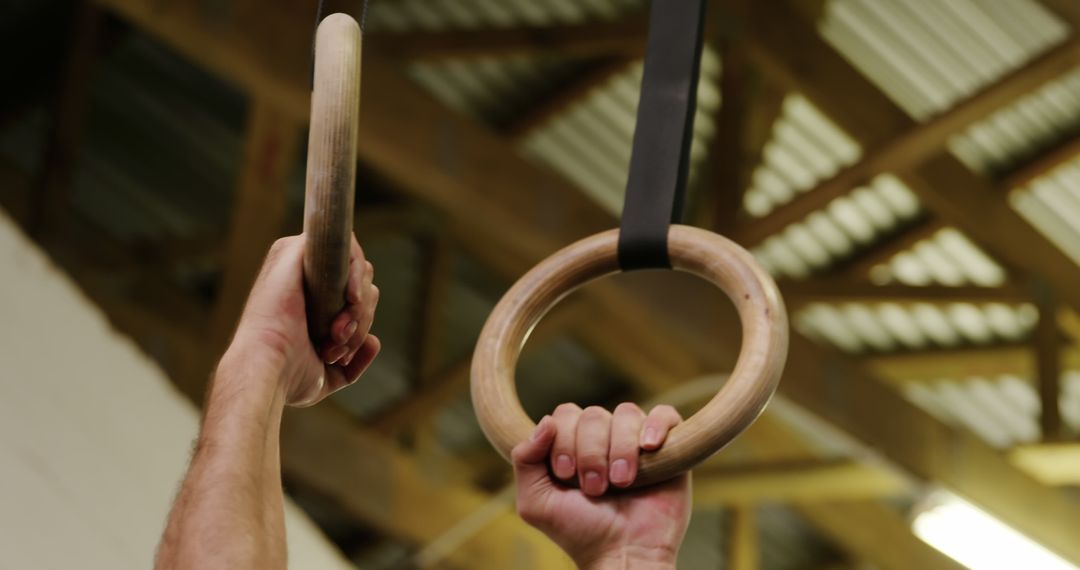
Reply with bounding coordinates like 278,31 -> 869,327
782,280 -> 1030,312
695,459 -> 910,505
1038,0 -> 1080,29
868,344 -> 1080,385
370,12 -> 650,62
838,216 -> 945,279
1005,130 -> 1080,190
1010,442 -> 1080,485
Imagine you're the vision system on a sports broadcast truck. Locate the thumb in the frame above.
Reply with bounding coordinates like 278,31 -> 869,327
511,416 -> 557,503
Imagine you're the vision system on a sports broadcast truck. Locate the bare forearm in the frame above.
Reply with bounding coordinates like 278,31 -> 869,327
156,350 -> 288,569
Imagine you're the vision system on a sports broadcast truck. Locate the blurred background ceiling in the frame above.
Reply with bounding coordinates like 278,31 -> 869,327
2,0 -> 1080,567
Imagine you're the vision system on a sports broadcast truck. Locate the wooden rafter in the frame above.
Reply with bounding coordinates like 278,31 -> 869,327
780,279 -> 1030,312
1038,0 -> 1080,28
838,216 -> 945,279
1005,130 -> 1080,190
869,344 -> 1080,385
29,3 -> 105,240
695,459 -> 909,505
371,13 -> 649,62
1010,443 -> 1080,486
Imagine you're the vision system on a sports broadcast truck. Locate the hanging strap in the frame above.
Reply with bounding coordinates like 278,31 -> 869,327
618,0 -> 707,270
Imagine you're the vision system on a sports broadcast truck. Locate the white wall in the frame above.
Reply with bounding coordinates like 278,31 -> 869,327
0,210 -> 353,569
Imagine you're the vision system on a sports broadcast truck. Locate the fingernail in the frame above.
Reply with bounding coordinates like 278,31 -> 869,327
342,320 -> 358,341
341,345 -> 360,367
610,459 -> 630,485
555,454 -> 574,478
326,345 -> 349,364
643,427 -> 659,447
583,471 -> 605,496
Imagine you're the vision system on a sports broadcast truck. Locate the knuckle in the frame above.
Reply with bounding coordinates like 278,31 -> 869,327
582,405 -> 611,420
653,404 -> 681,419
577,451 -> 607,467
269,236 -> 292,252
553,403 -> 582,417
367,285 -> 381,304
614,402 -> 643,416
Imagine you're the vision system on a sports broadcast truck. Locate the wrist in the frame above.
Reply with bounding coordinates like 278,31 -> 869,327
203,345 -> 288,435
577,546 -> 678,570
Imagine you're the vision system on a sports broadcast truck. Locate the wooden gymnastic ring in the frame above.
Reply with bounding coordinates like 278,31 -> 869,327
302,14 -> 362,341
471,225 -> 788,487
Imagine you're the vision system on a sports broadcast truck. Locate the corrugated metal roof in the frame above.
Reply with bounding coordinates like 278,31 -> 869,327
796,301 -> 1036,354
904,371 -> 1080,448
869,226 -> 1008,287
522,53 -> 720,213
744,94 -> 861,218
821,0 -> 1068,122
1011,157 -> 1080,265
820,0 -> 1080,274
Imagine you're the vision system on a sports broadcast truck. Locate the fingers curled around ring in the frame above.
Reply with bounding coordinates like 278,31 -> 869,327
641,404 -> 682,450
609,402 -> 646,487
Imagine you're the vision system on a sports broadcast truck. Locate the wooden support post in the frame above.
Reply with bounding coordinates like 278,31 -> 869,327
29,3 -> 104,239
411,235 -> 453,386
703,41 -> 751,234
727,505 -> 759,570
1034,281 -> 1064,441
208,100 -> 301,356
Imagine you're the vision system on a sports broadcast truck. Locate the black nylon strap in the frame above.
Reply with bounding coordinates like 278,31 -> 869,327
618,0 -> 707,270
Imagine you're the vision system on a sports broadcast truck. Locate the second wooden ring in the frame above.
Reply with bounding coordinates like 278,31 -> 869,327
471,224 -> 789,487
